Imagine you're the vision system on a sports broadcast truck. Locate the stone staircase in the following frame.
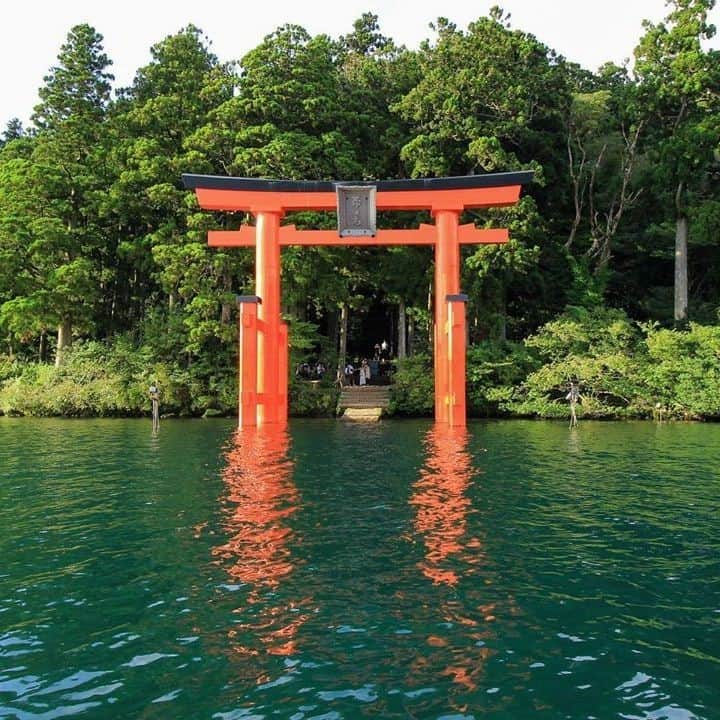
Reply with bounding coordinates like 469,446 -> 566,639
338,385 -> 391,421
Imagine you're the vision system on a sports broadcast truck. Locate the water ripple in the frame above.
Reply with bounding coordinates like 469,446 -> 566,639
0,418 -> 718,718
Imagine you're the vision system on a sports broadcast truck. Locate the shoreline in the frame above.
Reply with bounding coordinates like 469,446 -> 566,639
2,411 -> 717,423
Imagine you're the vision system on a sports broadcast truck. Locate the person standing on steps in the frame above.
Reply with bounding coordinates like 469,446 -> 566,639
359,359 -> 370,386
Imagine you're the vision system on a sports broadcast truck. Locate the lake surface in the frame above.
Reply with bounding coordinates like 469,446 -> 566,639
1,417 -> 718,719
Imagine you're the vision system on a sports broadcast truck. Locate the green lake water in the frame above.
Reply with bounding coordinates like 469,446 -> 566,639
1,417 -> 719,719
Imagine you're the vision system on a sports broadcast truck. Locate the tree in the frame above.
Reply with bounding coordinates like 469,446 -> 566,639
395,9 -> 572,338
564,83 -> 644,273
222,24 -> 363,180
634,0 -> 720,323
10,24 -> 115,365
339,13 -> 420,179
0,119 -> 24,148
395,9 -> 569,181
188,21 -> 410,362
109,26 -> 237,356
0,154 -> 40,355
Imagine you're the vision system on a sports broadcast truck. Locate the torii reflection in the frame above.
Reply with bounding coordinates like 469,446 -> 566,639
411,425 -> 486,587
213,427 -> 309,658
409,425 -> 495,693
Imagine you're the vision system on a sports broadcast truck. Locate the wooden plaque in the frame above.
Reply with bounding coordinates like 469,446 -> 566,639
336,185 -> 377,237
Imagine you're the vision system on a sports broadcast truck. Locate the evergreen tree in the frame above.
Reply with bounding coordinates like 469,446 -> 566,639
0,118 -> 24,147
109,26 -> 236,358
0,25 -> 114,365
634,0 -> 720,323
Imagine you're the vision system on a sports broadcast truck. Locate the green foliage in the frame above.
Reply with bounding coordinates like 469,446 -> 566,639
388,354 -> 434,416
564,255 -> 607,308
396,12 -> 569,179
466,341 -> 538,415
0,10 -> 719,420
506,307 -> 646,418
0,355 -> 22,384
644,323 -> 720,417
634,0 -> 719,200
0,119 -> 24,147
499,308 -> 720,420
0,342 -> 137,417
0,339 -> 235,418
289,377 -> 339,417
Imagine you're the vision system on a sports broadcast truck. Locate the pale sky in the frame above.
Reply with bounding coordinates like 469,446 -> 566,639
2,0 -> 718,130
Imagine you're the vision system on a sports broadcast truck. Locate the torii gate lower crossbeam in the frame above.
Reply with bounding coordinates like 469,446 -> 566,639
183,172 -> 532,427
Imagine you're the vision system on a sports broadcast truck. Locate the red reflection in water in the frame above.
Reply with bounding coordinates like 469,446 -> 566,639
213,427 -> 308,658
410,425 -> 482,587
410,425 -> 495,692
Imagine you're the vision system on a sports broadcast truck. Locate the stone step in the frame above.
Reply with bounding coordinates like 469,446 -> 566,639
339,403 -> 390,410
342,387 -> 390,395
342,407 -> 384,422
340,391 -> 390,398
340,387 -> 390,394
338,386 -> 391,409
339,404 -> 390,411
341,389 -> 389,393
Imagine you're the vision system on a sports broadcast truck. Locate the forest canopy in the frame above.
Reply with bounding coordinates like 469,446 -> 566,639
0,3 -> 718,419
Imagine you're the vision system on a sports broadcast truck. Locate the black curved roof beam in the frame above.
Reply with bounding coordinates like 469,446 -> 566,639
182,171 -> 534,193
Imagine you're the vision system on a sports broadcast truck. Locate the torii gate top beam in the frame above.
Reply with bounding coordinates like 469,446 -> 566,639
182,172 -> 533,213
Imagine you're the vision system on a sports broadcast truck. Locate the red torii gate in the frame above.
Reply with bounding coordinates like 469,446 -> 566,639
182,172 -> 532,428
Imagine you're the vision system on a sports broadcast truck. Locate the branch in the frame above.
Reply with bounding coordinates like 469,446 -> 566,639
565,127 -> 588,249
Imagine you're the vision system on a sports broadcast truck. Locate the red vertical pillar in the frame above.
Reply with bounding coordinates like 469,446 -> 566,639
278,321 -> 289,425
433,210 -> 461,424
447,294 -> 468,427
256,210 -> 283,425
237,296 -> 259,428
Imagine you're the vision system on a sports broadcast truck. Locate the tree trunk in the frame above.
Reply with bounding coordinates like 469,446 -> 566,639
407,315 -> 415,356
389,308 -> 395,356
221,271 -> 232,324
397,299 -> 407,360
39,331 -> 47,363
598,237 -> 612,273
55,317 -> 72,367
427,279 -> 434,348
674,214 -> 689,323
498,315 -> 507,342
327,308 -> 338,353
496,284 -> 507,342
338,303 -> 349,371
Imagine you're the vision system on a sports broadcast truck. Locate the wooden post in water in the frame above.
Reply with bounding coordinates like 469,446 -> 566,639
149,381 -> 160,433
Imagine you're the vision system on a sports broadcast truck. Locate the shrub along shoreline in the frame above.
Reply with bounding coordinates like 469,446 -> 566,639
390,307 -> 720,421
2,308 -> 719,421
